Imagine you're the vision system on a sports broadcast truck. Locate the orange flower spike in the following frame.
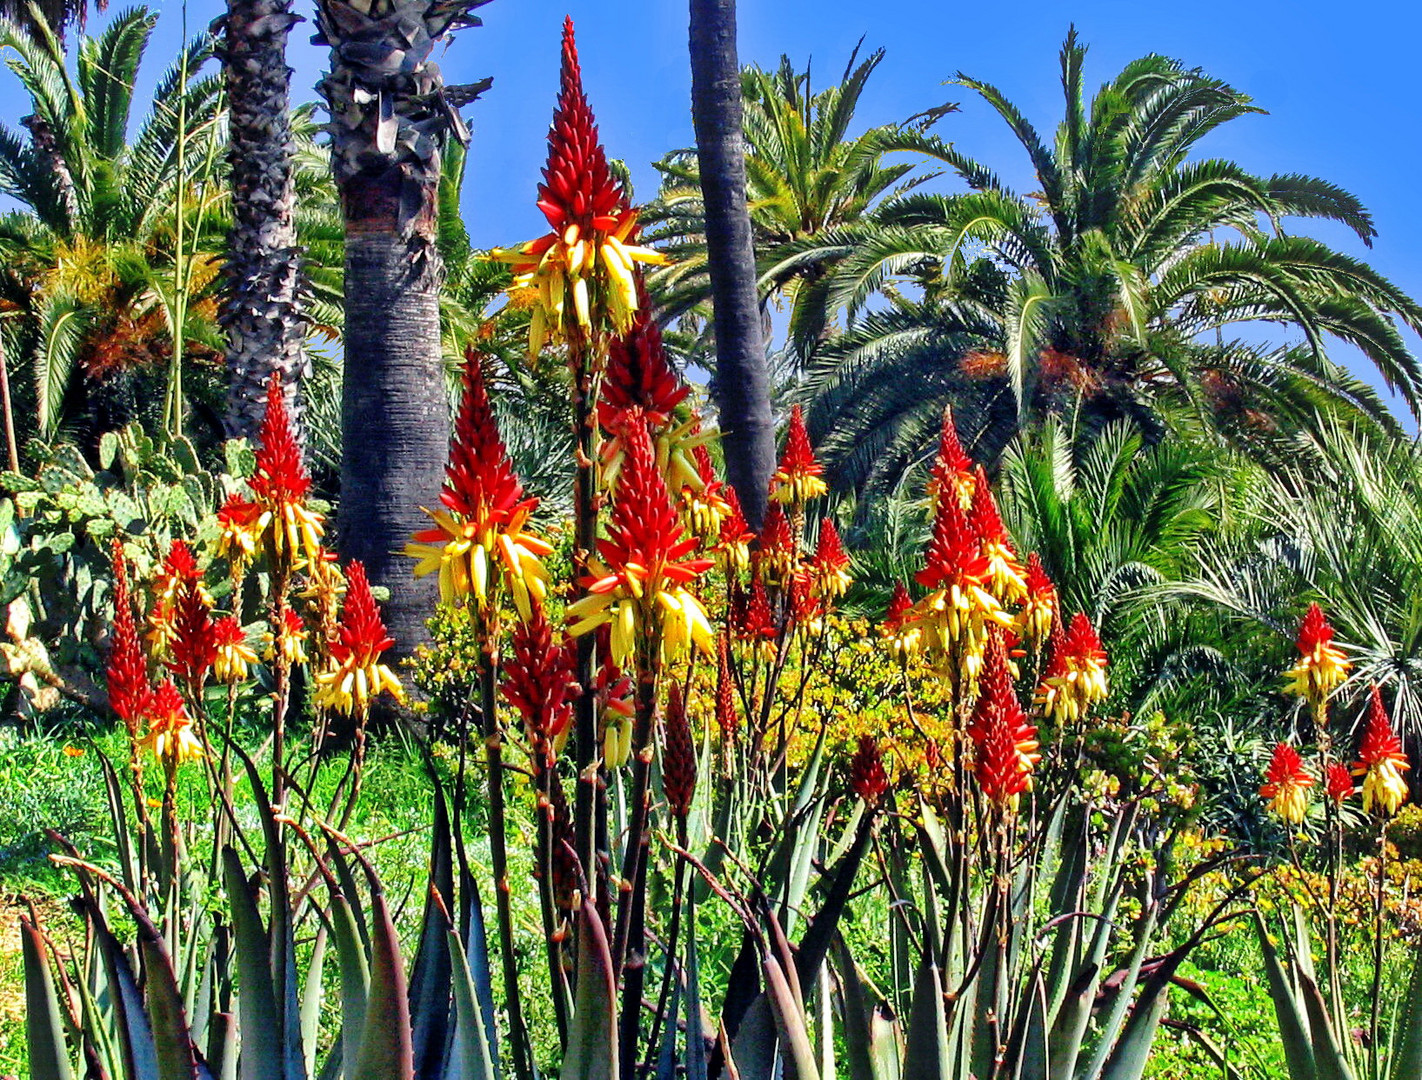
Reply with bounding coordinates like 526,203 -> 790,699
1260,742 -> 1314,825
880,581 -> 921,660
771,404 -> 827,504
490,18 -> 667,352
141,680 -> 205,765
1035,612 -> 1109,725
1019,553 -> 1057,644
1353,685 -> 1409,816
566,417 -> 714,664
502,603 -> 579,761
849,735 -> 890,806
406,353 -> 552,616
107,541 -> 152,733
1325,761 -> 1354,805
314,561 -> 404,715
249,372 -> 325,568
928,408 -> 976,510
969,467 -> 1026,603
967,633 -> 1039,811
811,519 -> 853,599
1284,603 -> 1351,711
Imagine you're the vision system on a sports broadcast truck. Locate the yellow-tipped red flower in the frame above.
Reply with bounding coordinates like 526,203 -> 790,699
1018,553 -> 1056,644
713,485 -> 754,574
566,417 -> 714,665
757,501 -> 796,585
1353,685 -> 1409,816
927,409 -> 975,510
1260,742 -> 1314,825
811,519 -> 852,599
502,602 -> 579,761
1035,612 -> 1109,725
969,467 -> 1026,603
107,541 -> 152,734
680,443 -> 732,543
967,633 -> 1039,812
771,405 -> 827,504
406,353 -> 553,617
219,373 -> 324,572
1325,761 -> 1354,805
141,680 -> 204,765
880,581 -> 921,660
212,616 -> 257,684
491,18 -> 666,353
314,561 -> 403,715
1284,603 -> 1350,712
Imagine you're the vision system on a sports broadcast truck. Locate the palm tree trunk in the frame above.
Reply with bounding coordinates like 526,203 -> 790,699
218,0 -> 307,441
689,0 -> 775,529
315,0 -> 490,650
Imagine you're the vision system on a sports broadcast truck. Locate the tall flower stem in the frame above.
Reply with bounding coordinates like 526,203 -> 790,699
535,750 -> 571,1045
1370,821 -> 1388,1080
477,618 -> 534,1080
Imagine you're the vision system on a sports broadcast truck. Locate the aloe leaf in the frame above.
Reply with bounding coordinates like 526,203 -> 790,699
901,952 -> 949,1080
869,1004 -> 903,1080
130,904 -> 209,1080
685,900 -> 708,1080
796,809 -> 874,989
560,900 -> 617,1080
459,868 -> 501,1076
443,902 -> 497,1080
83,896 -> 162,1080
301,925 -> 328,1080
731,997 -> 779,1080
223,845 -> 285,1080
351,889 -> 416,1080
409,789 -> 455,1080
835,936 -> 876,1080
655,975 -> 683,1080
1252,912 -> 1317,1080
1297,971 -> 1356,1080
764,956 -> 819,1080
1390,935 -> 1422,1080
328,881 -> 370,1077
22,915 -> 73,1080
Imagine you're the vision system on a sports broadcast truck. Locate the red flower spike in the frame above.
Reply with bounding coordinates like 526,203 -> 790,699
1297,602 -> 1336,657
1325,761 -> 1353,804
715,635 -> 739,737
107,541 -> 151,730
250,371 -> 311,506
502,603 -> 579,758
968,467 -> 1007,544
1353,685 -> 1410,815
916,481 -> 988,591
814,520 -> 850,574
1260,741 -> 1314,824
600,284 -> 689,430
967,633 -> 1039,810
661,683 -> 697,818
441,353 -> 536,528
929,408 -> 975,506
694,444 -> 718,487
740,577 -> 777,644
537,18 -> 625,235
771,404 -> 827,503
330,562 -> 393,666
849,735 -> 889,805
757,501 -> 796,582
165,576 -> 218,689
884,582 -> 914,631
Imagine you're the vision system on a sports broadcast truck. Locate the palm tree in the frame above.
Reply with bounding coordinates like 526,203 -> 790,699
688,0 -> 774,528
217,0 -> 306,440
312,0 -> 491,648
648,45 -> 949,337
801,32 -> 1422,496
0,0 -> 103,39
0,9 -> 225,448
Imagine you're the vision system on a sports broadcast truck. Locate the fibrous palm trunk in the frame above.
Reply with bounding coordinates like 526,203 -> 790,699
314,0 -> 490,651
218,0 -> 307,441
689,0 -> 775,529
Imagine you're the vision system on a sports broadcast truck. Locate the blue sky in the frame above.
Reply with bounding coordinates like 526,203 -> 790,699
7,0 -> 1421,404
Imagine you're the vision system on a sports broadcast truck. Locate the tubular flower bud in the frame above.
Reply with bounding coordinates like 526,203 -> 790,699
212,616 -> 257,685
915,478 -> 1011,684
811,519 -> 852,599
927,409 -> 975,510
661,683 -> 697,817
406,353 -> 553,616
757,502 -> 796,585
107,541 -> 152,733
849,735 -> 889,805
880,582 -> 921,660
1260,742 -> 1314,825
502,603 -> 579,760
786,571 -> 825,636
1018,553 -> 1056,644
1284,603 -> 1350,711
314,562 -> 404,716
594,652 -> 636,768
967,633 -> 1039,812
1353,685 -> 1409,817
221,373 -> 325,573
715,635 -> 739,737
165,575 -> 218,690
770,405 -> 827,504
738,576 -> 779,659
141,680 -> 204,765
566,418 -> 714,665
147,540 -> 206,656
1035,612 -> 1109,725
265,607 -> 308,666
680,443 -> 732,543
714,485 -> 754,574
1325,761 -> 1354,805
969,467 -> 1026,603
490,18 -> 667,353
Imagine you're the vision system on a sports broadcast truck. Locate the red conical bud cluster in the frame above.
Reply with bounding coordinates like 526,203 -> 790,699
1297,602 -> 1336,657
968,466 -> 1007,544
694,444 -> 718,487
165,575 -> 218,690
250,371 -> 310,506
715,635 -> 739,737
741,577 -> 777,644
537,17 -> 626,235
1325,761 -> 1353,804
330,562 -> 394,669
849,735 -> 889,805
967,633 -> 1039,809
502,603 -> 579,757
442,352 -> 534,527
814,520 -> 849,574
928,408 -> 975,505
600,284 -> 689,429
771,405 -> 827,503
661,683 -> 697,817
106,541 -> 151,731
758,501 -> 795,581
884,582 -> 914,632
916,481 -> 988,590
